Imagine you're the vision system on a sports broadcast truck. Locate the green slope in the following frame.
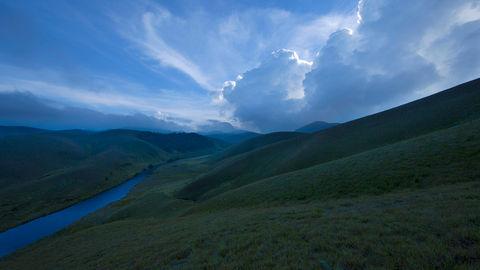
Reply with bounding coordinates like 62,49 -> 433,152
2,183 -> 478,270
178,78 -> 480,200
2,119 -> 479,269
196,117 -> 480,211
295,121 -> 339,133
0,129 -> 225,231
1,79 -> 480,269
205,131 -> 260,144
213,131 -> 304,161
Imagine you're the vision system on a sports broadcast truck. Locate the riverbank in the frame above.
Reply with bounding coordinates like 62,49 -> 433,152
0,171 -> 150,258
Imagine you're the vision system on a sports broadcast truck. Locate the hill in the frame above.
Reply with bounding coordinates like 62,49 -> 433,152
213,131 -> 304,162
2,78 -> 479,269
0,129 -> 225,231
178,78 -> 480,200
295,121 -> 339,133
204,131 -> 259,144
0,126 -> 46,138
198,117 -> 480,210
1,79 -> 479,269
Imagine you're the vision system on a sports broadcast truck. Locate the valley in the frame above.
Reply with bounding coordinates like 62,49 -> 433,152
0,79 -> 479,269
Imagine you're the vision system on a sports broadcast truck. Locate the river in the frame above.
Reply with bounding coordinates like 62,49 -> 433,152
0,172 -> 147,258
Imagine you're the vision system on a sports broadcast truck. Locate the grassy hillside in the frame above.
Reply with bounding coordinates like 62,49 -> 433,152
0,129 -> 225,231
1,79 -> 479,269
2,117 -> 479,269
2,182 -> 478,269
295,121 -> 339,133
205,131 -> 260,144
178,78 -> 480,200
99,129 -> 228,154
197,118 -> 480,211
213,131 -> 304,161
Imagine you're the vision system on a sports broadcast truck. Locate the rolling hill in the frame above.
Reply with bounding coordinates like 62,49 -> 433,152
197,117 -> 480,211
0,126 -> 45,138
204,131 -> 260,144
1,78 -> 479,269
0,128 -> 226,231
213,131 -> 305,162
178,78 -> 480,200
295,121 -> 339,133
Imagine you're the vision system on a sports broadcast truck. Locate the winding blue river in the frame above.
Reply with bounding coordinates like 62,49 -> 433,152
0,172 -> 147,258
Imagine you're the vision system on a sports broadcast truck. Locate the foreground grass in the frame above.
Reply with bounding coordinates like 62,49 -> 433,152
1,181 -> 478,269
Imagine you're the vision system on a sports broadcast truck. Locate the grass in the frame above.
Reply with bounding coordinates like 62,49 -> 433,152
197,118 -> 480,210
178,78 -> 480,201
0,129 -> 225,232
213,131 -> 304,162
2,115 -> 479,269
0,79 -> 479,269
1,182 -> 478,269
205,131 -> 260,144
295,120 -> 339,133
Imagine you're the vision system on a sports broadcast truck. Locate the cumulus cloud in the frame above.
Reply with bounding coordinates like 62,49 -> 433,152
303,0 -> 480,122
222,0 -> 480,132
222,49 -> 312,132
0,91 -> 185,131
113,2 -> 360,93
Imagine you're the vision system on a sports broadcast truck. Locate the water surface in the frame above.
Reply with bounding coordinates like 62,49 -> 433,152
0,173 -> 146,257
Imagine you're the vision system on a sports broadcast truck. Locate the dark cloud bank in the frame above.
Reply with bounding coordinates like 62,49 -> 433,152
0,91 -> 184,132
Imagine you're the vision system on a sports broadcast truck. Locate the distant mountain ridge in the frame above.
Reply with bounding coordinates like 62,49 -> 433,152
0,126 -> 46,138
205,131 -> 260,144
295,121 -> 339,133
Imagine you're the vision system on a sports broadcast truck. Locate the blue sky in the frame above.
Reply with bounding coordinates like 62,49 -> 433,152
0,0 -> 479,132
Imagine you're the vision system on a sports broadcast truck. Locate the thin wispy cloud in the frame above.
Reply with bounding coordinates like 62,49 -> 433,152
136,11 -> 215,91
111,1 -> 358,92
0,65 -> 222,126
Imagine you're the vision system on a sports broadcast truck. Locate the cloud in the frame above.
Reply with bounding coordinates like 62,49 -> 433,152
222,0 -> 480,131
112,2 -> 358,93
112,3 -> 221,91
286,13 -> 359,60
222,49 -> 312,132
138,11 -> 215,91
421,19 -> 480,85
0,91 -> 185,131
0,64 -> 225,127
303,0 -> 480,122
2,0 -> 478,133
196,120 -> 239,133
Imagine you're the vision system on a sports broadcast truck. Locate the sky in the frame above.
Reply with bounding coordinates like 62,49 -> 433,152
0,0 -> 479,132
